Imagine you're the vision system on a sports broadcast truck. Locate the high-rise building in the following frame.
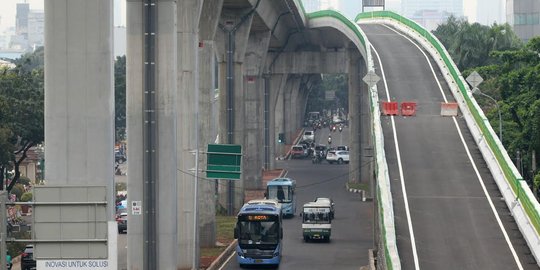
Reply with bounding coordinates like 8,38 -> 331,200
401,0 -> 463,31
476,0 -> 505,25
16,3 -> 30,37
28,11 -> 44,49
507,0 -> 540,42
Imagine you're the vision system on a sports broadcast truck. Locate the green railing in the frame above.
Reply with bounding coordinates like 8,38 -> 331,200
356,10 -> 540,234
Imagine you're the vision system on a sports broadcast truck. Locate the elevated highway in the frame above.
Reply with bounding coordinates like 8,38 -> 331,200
362,23 -> 537,270
39,0 -> 540,269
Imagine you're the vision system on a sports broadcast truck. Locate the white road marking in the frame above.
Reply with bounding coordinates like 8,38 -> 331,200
383,24 -> 524,270
217,252 -> 236,270
370,44 -> 421,270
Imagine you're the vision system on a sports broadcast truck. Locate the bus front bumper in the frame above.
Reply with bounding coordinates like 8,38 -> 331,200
236,247 -> 281,265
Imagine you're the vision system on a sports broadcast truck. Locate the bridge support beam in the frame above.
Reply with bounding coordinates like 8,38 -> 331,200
348,50 -> 361,184
126,1 -> 179,269
244,31 -> 271,189
270,74 -> 289,161
197,0 -> 223,248
44,1 -> 114,213
216,9 -> 253,213
284,76 -> 302,144
176,0 -> 203,268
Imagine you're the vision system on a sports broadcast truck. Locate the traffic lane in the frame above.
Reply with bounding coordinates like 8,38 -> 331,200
221,131 -> 373,269
283,158 -> 372,270
366,23 -> 536,269
362,24 -> 455,113
394,116 -> 535,270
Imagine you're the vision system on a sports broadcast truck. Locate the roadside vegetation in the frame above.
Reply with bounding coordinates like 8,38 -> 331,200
200,215 -> 236,268
432,17 -> 540,193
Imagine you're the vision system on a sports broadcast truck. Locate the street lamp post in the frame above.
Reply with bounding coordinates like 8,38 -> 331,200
472,87 -> 503,143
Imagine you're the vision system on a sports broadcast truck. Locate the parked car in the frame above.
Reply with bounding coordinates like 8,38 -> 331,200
302,130 -> 315,142
291,145 -> 308,159
117,212 -> 127,234
115,151 -> 126,164
314,197 -> 335,219
336,145 -> 349,151
326,150 -> 349,164
20,245 -> 36,270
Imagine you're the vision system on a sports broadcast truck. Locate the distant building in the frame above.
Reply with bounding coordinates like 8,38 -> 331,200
507,0 -> 540,42
28,11 -> 44,49
401,0 -> 463,31
16,3 -> 30,38
476,0 -> 505,25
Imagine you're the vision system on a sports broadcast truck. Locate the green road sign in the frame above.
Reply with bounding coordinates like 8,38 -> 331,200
207,144 -> 242,180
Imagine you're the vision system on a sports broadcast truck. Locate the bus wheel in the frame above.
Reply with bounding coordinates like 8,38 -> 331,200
304,236 -> 309,242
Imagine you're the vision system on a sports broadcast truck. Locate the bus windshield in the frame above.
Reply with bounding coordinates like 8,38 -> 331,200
303,207 -> 331,224
237,215 -> 279,245
267,185 -> 292,203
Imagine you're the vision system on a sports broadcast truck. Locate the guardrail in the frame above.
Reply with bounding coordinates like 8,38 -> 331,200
357,10 -> 540,266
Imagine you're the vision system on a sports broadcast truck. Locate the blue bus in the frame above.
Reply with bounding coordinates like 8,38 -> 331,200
265,178 -> 296,217
234,200 -> 283,267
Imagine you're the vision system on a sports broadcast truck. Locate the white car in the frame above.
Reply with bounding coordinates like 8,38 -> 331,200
326,150 -> 349,164
302,130 -> 315,142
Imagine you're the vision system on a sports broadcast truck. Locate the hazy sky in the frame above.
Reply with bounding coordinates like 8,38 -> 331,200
0,0 -> 43,32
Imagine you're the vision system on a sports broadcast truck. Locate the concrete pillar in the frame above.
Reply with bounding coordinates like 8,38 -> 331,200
270,74 -> 288,161
284,76 -> 301,143
244,31 -> 271,189
45,0 -> 114,215
197,0 -> 223,248
177,0 -> 203,268
348,49 -> 361,184
215,9 -> 253,213
126,1 -> 178,269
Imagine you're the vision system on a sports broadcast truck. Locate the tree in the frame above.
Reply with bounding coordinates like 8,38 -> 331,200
0,64 -> 44,193
115,55 -> 126,142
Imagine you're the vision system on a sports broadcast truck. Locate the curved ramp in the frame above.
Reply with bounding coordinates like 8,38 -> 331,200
361,22 -> 537,270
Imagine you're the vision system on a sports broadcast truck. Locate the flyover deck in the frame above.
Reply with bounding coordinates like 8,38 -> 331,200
362,23 -> 537,270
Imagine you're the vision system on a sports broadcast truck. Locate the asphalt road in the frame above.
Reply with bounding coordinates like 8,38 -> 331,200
361,23 -> 538,270
220,127 -> 376,269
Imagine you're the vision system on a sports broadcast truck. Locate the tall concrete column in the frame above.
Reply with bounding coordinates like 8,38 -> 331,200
270,74 -> 288,161
348,50 -> 361,184
197,0 -> 223,248
244,31 -> 271,189
45,1 -> 114,215
215,10 -> 253,213
177,0 -> 203,268
284,76 -> 301,143
126,1 -> 178,269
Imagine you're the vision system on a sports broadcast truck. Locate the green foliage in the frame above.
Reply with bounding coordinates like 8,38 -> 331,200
20,192 -> 32,202
535,173 -> 540,192
18,176 -> 31,186
459,33 -> 540,181
115,55 -> 126,141
433,16 -> 521,70
0,50 -> 44,191
116,182 -> 127,192
7,231 -> 31,258
10,184 -> 24,200
305,74 -> 348,115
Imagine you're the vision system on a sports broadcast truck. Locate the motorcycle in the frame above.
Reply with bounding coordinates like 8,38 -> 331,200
312,154 -> 323,164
